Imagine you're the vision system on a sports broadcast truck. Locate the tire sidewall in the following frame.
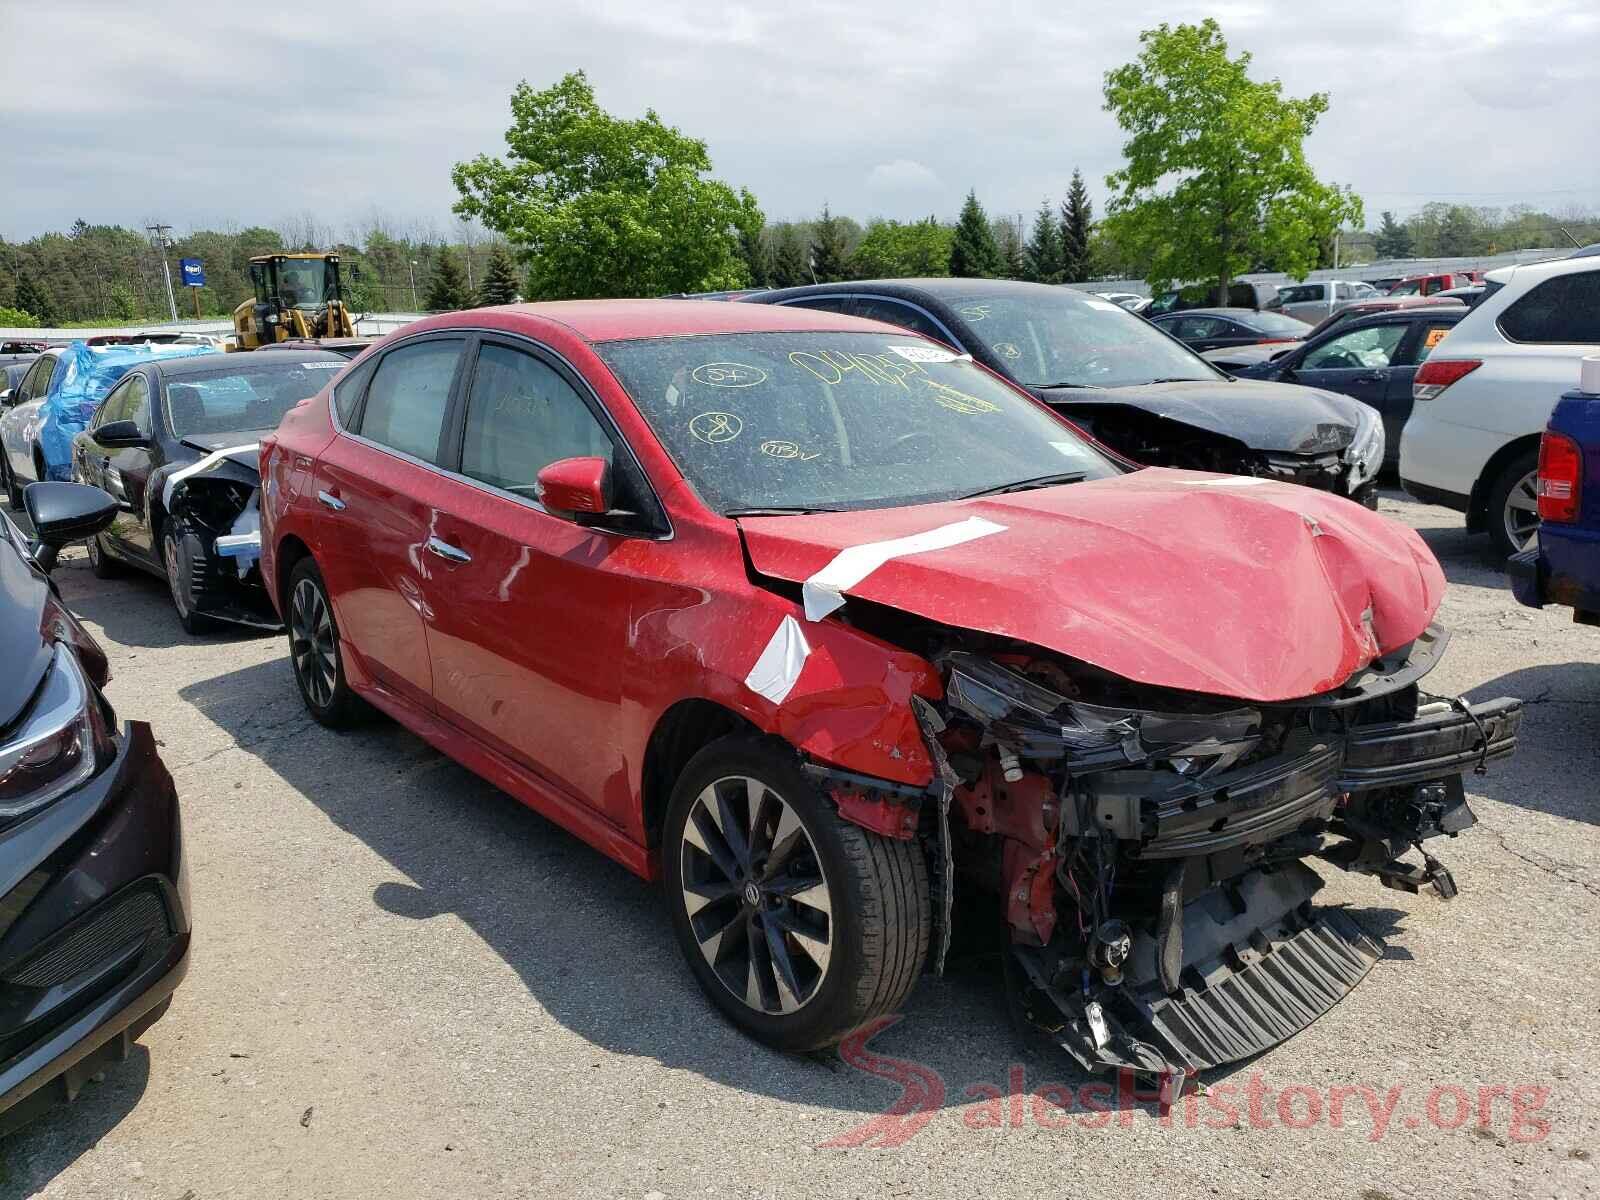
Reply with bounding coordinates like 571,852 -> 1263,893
662,735 -> 874,1052
287,557 -> 357,726
1488,449 -> 1540,558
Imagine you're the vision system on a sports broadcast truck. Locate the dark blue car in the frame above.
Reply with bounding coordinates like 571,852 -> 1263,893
1508,377 -> 1600,625
1211,307 -> 1466,469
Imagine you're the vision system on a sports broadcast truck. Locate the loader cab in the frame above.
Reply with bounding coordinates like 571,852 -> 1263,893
235,254 -> 351,350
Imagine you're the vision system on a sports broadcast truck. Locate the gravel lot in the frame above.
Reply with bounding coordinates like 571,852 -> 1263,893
2,489 -> 1597,1200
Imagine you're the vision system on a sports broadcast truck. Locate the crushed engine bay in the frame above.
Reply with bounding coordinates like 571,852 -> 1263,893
162,452 -> 279,629
812,624 -> 1520,1078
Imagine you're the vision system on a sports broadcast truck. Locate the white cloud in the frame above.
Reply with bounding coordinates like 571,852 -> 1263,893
866,159 -> 941,194
1,0 -> 1597,236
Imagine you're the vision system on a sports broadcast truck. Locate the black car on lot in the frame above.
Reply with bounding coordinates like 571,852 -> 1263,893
1149,306 -> 1311,353
747,278 -> 1385,502
1212,306 -> 1466,469
1145,279 -> 1281,316
0,482 -> 189,1134
71,349 -> 349,634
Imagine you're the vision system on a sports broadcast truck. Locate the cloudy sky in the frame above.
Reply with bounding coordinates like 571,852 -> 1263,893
3,0 -> 1598,240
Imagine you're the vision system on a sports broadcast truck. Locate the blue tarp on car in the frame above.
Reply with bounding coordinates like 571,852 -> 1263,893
37,341 -> 219,479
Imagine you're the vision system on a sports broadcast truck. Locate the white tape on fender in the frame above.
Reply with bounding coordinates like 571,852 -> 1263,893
745,615 -> 812,705
801,517 -> 1006,621
162,443 -> 259,509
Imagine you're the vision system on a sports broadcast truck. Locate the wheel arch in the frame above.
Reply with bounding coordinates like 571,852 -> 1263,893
640,698 -> 762,848
273,533 -> 314,616
1468,433 -> 1541,533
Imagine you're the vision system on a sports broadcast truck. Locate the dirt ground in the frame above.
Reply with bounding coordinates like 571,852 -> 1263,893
2,488 -> 1597,1199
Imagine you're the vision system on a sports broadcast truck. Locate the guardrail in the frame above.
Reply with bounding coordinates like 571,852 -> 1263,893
0,313 -> 429,342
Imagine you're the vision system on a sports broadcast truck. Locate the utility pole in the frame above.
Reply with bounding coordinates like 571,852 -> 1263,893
146,223 -> 179,323
408,260 -> 419,310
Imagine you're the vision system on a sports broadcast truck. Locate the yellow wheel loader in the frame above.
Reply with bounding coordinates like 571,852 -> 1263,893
230,253 -> 355,350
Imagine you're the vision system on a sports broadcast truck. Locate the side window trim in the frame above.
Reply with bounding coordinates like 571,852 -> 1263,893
853,294 -> 965,349
93,375 -> 132,429
126,372 -> 152,435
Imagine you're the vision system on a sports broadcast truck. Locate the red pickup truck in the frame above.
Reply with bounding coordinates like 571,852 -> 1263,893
1388,273 -> 1472,296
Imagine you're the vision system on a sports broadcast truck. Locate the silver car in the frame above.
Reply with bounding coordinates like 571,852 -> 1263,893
0,349 -> 62,508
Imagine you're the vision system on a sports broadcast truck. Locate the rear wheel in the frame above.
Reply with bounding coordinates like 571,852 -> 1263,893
1487,449 -> 1540,558
663,735 -> 930,1052
287,557 -> 367,728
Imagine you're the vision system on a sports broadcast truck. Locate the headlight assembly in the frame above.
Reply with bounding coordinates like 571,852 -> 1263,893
0,646 -> 114,821
1346,408 -> 1385,484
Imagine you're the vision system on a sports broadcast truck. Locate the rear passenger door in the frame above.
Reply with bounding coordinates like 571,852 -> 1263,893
315,334 -> 468,711
1383,318 -> 1460,451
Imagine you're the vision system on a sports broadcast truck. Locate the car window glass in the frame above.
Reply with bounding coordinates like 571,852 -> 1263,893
19,356 -> 50,400
165,362 -> 341,438
1497,271 -> 1600,344
333,357 -> 375,427
1403,323 -> 1457,366
123,374 -> 152,433
1390,281 -> 1421,296
1303,324 -> 1406,370
460,343 -> 612,495
781,297 -> 852,314
848,297 -> 951,344
93,378 -> 133,428
356,339 -> 463,464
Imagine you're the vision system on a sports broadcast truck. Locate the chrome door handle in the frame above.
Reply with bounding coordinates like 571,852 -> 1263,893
425,536 -> 471,564
316,490 -> 346,511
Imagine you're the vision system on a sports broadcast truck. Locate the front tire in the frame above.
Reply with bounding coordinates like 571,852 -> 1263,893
162,526 -> 215,635
286,557 -> 367,728
1487,449 -> 1539,558
663,735 -> 930,1052
86,532 -> 122,579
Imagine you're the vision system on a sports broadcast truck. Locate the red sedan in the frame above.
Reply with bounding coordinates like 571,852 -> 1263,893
258,300 -> 1520,1074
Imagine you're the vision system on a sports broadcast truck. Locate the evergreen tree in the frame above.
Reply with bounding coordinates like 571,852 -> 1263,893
1373,211 -> 1412,259
948,190 -> 1003,278
1060,168 -> 1093,282
1436,206 -> 1479,257
476,245 -> 522,306
770,224 -> 810,287
810,206 -> 851,282
994,216 -> 1026,279
737,223 -> 769,288
424,248 -> 471,311
14,270 -> 55,325
1024,199 -> 1064,282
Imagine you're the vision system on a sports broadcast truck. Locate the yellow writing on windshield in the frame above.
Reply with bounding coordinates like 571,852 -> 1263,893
788,349 -> 924,389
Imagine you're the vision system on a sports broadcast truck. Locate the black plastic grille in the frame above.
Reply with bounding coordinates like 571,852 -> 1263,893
4,886 -> 172,989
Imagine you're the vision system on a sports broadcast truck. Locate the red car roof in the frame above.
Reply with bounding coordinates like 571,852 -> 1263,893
403,299 -> 900,344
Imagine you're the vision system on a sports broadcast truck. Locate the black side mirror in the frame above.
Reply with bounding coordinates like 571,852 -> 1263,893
24,482 -> 118,574
95,420 -> 148,448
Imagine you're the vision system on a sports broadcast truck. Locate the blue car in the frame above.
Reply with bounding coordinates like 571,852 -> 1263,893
1508,377 -> 1600,625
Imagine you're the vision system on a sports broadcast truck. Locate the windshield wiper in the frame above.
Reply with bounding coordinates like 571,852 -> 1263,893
956,471 -> 1088,500
1036,381 -> 1104,390
1137,376 -> 1213,385
725,506 -> 844,517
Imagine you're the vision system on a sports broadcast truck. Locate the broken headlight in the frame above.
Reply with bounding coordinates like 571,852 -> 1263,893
0,646 -> 115,821
1344,406 -> 1385,487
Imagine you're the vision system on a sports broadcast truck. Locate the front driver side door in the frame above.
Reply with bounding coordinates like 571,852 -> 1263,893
422,337 -> 637,823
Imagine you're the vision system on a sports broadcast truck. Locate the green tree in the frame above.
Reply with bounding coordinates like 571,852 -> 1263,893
809,205 -> 852,282
1024,200 -> 1064,282
1373,210 -> 1412,259
736,221 -> 769,288
425,248 -> 472,311
476,245 -> 523,305
0,306 -> 39,327
452,70 -> 762,298
770,223 -> 811,287
14,270 -> 55,325
994,216 -> 1026,279
849,218 -> 952,278
1435,205 -> 1481,257
948,190 -> 1003,278
1060,168 -> 1094,282
1102,20 -> 1363,301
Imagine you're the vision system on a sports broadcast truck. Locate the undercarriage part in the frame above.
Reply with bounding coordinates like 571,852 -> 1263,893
910,696 -> 958,976
1010,863 -> 1382,1075
1155,861 -> 1185,995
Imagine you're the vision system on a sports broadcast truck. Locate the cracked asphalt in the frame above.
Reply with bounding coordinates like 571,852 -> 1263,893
1,489 -> 1596,1199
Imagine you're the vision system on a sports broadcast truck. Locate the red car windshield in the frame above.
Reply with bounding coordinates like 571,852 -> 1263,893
597,331 -> 1119,514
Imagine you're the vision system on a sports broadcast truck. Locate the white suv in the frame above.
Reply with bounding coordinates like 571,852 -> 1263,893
1400,254 -> 1600,556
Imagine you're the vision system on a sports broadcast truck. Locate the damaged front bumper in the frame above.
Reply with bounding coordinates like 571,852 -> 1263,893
921,625 -> 1521,1078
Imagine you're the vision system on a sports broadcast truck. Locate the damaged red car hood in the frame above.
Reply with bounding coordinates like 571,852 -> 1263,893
737,469 -> 1445,702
